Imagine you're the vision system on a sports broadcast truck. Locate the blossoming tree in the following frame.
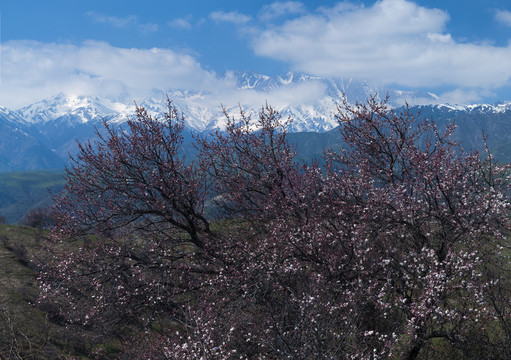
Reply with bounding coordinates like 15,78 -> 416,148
38,98 -> 511,359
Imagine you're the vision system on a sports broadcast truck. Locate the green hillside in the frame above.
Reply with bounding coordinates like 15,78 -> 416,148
0,224 -> 91,358
0,169 -> 65,224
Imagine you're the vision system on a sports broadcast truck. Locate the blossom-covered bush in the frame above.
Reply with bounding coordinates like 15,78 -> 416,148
38,98 -> 511,359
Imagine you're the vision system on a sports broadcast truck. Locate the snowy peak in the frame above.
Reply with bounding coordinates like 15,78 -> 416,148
461,102 -> 511,113
418,102 -> 511,114
226,70 -> 272,90
19,94 -> 133,124
4,71 -> 511,133
0,106 -> 23,124
224,71 -> 322,92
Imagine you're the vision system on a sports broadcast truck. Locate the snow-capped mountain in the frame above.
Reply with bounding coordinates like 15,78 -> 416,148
13,71 -> 442,133
420,102 -> 511,114
19,95 -> 133,125
0,107 -> 65,172
1,71 -> 511,172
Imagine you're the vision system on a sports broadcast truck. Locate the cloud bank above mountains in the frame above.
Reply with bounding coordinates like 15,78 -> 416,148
1,40 -> 331,110
2,0 -> 511,108
251,0 -> 511,91
1,40 -> 222,107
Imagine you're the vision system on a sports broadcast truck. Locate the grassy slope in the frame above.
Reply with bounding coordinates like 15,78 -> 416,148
0,224 -> 87,358
0,169 -> 65,223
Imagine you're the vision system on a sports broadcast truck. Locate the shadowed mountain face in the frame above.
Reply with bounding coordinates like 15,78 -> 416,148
0,110 -> 65,172
408,105 -> 511,162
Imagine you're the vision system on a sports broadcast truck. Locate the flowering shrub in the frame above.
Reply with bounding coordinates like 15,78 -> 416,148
38,98 -> 511,359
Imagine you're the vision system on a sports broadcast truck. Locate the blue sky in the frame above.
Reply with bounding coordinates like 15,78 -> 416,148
2,0 -> 511,107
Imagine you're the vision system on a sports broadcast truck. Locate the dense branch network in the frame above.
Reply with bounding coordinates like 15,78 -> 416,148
38,97 -> 511,359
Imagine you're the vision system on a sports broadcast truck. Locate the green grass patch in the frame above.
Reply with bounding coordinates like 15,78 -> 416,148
0,169 -> 65,223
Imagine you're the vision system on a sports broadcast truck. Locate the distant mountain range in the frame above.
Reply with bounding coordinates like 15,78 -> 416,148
2,71 -> 511,172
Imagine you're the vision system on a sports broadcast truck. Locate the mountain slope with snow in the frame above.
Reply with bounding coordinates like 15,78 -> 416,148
1,71 -> 511,171
0,108 -> 64,171
14,72 -> 442,132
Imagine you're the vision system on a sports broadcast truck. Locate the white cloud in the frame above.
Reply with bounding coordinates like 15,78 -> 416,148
0,40 -> 333,110
209,10 -> 251,24
219,79 -> 327,109
259,2 -> 306,21
87,12 -> 159,33
139,23 -> 159,33
397,89 -> 484,106
0,41 -> 226,108
433,89 -> 483,105
317,2 -> 363,15
495,9 -> 511,27
250,0 -> 511,91
168,18 -> 192,30
87,12 -> 137,28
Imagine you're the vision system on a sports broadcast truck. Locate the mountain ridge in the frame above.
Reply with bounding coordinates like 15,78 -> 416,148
8,71 -> 442,132
1,71 -> 511,171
